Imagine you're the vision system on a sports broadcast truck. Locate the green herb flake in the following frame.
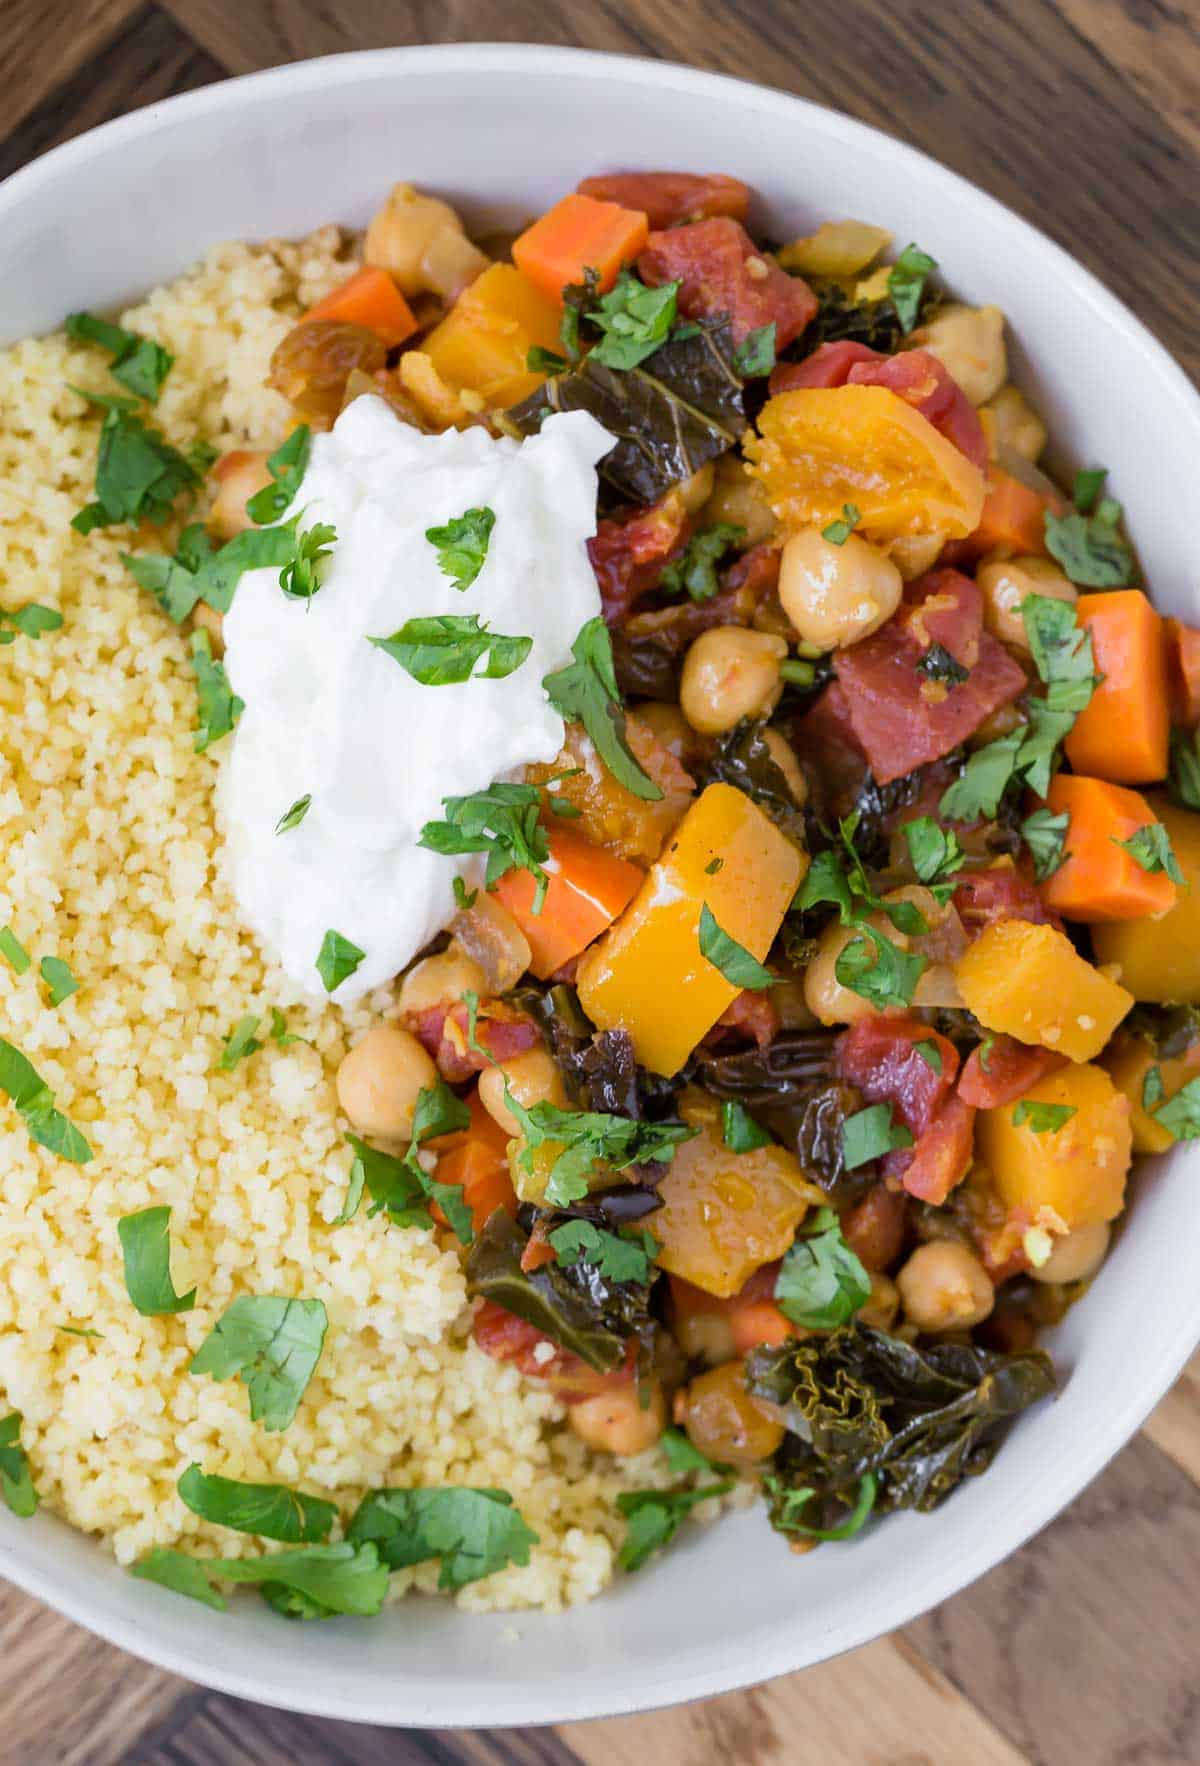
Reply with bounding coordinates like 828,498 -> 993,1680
835,924 -> 926,1011
245,427 -> 312,525
0,1037 -> 93,1164
279,522 -> 336,604
1072,466 -> 1107,515
315,928 -> 366,994
779,658 -> 816,686
698,902 -> 774,992
0,1413 -> 37,1518
189,1295 -> 328,1431
58,1324 -> 104,1340
721,1099 -> 772,1153
425,506 -> 496,591
547,1219 -> 658,1284
1169,729 -> 1200,813
914,1040 -> 943,1074
915,641 -> 969,685
617,1480 -> 735,1571
542,618 -> 662,801
506,1097 -> 695,1210
705,857 -> 724,875
1012,1099 -> 1077,1134
37,956 -> 78,1008
821,503 -> 862,546
1153,1077 -> 1200,1141
348,1485 -> 538,1589
0,928 -> 30,975
733,322 -> 777,379
938,729 -> 1025,822
71,397 -> 200,534
764,1470 -> 878,1541
66,310 -> 174,403
189,629 -> 243,752
370,613 -> 532,685
1044,508 -> 1136,588
130,1548 -> 229,1610
268,1008 -> 309,1049
1021,807 -> 1071,880
452,875 -> 478,910
178,1463 -> 336,1544
902,817 -> 966,895
1142,1064 -> 1165,1112
888,244 -> 937,334
419,782 -> 549,910
275,794 -> 312,835
218,1015 -> 263,1071
1114,822 -> 1184,884
659,523 -> 745,604
526,345 -> 569,375
0,603 -> 64,645
842,1102 -> 914,1171
775,1206 -> 871,1330
660,1427 -> 727,1478
117,1205 -> 196,1316
586,271 -> 680,371
123,521 -> 297,623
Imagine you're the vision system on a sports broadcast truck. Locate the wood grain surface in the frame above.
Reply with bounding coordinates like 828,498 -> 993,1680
2,4 -> 1198,1762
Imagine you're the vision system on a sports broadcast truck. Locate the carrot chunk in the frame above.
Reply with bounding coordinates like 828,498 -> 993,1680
489,825 -> 643,980
305,266 -> 418,347
963,466 -> 1064,558
1166,617 -> 1200,729
1039,774 -> 1178,922
512,193 -> 649,304
430,1088 -> 516,1235
1065,590 -> 1170,783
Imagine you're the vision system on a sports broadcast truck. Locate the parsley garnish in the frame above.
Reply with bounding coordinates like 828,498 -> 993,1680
342,1111 -> 474,1246
124,521 -> 298,622
268,1008 -> 309,1048
698,903 -> 774,992
348,1486 -> 538,1589
0,928 -> 30,974
1072,466 -> 1107,515
218,1015 -> 264,1070
0,1037 -> 92,1163
1114,822 -> 1184,883
178,1463 -> 336,1544
66,311 -> 173,403
117,1205 -> 196,1316
504,1097 -> 695,1209
315,929 -> 365,993
0,1414 -> 37,1518
425,506 -> 496,591
1154,1078 -> 1200,1141
370,614 -> 532,685
275,794 -> 312,835
71,394 -> 201,533
916,641 -> 969,685
586,271 -> 680,370
39,956 -> 79,1007
836,924 -> 926,1010
245,427 -> 312,525
902,817 -> 966,899
189,629 -> 243,751
1143,1064 -> 1165,1112
821,503 -> 862,546
548,1219 -> 658,1284
452,875 -> 478,910
775,1206 -> 871,1329
132,1541 -> 388,1618
888,244 -> 937,334
1169,729 -> 1200,812
721,1099 -> 771,1153
190,1295 -> 328,1431
733,322 -> 777,378
659,523 -> 745,603
279,522 -> 336,603
842,1103 -> 914,1171
1045,488 -> 1135,587
938,729 -> 1025,822
419,781 -> 549,909
618,1480 -> 734,1571
660,1427 -> 728,1478
526,345 -> 569,375
542,618 -> 662,801
1021,807 -> 1070,880
1012,1100 -> 1077,1133
0,603 -> 63,645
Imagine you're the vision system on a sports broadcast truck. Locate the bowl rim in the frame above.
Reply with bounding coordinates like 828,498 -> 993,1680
2,37 -> 1200,1729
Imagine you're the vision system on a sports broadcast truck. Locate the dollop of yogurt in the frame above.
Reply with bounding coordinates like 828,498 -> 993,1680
219,395 -> 613,1003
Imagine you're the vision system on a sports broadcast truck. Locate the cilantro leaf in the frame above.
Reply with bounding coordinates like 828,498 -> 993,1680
72,397 -> 200,533
888,243 -> 937,334
1114,822 -> 1184,883
370,614 -> 532,685
903,817 -> 966,895
269,1008 -> 309,1048
348,1486 -> 538,1589
123,522 -> 296,622
344,1079 -> 475,1245
659,523 -> 745,603
915,641 -> 969,685
660,1427 -> 727,1478
419,781 -> 549,908
245,427 -> 311,525
1143,1065 -> 1165,1112
0,1037 -> 93,1163
822,503 -> 862,546
733,322 -> 777,378
218,1542 -> 388,1617
775,1206 -> 871,1329
1021,807 -> 1070,880
131,1548 -> 228,1610
542,618 -> 662,801
841,1102 -> 914,1171
938,729 -> 1024,821
1044,509 -> 1136,588
617,1482 -> 734,1571
526,345 -> 569,375
793,847 -> 855,922
1072,466 -> 1107,515
0,927 -> 30,974
721,1099 -> 772,1153
1012,1100 -> 1077,1133
0,603 -> 63,645
586,271 -> 679,371
425,506 -> 496,591
275,794 -> 311,835
505,1098 -> 695,1209
279,522 -> 336,603
189,629 -> 243,751
835,924 -> 926,1010
315,928 -> 365,993
39,956 -> 79,1007
1169,729 -> 1200,812
218,1014 -> 263,1070
118,1205 -> 196,1316
177,1463 -> 336,1543
0,1413 -> 37,1518
66,311 -> 174,402
698,903 -> 774,991
547,1219 -> 658,1284
1154,1078 -> 1200,1141
189,1295 -> 328,1431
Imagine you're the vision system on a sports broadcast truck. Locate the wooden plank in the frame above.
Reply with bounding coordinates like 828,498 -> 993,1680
0,1580 -> 187,1766
1056,0 -> 1200,156
0,0 -> 143,139
905,1432 -> 1200,1765
0,3 -> 224,184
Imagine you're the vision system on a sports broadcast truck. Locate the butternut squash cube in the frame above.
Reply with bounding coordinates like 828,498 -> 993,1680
576,783 -> 805,1075
955,918 -> 1132,1061
421,264 -> 562,409
651,1092 -> 821,1298
1092,796 -> 1200,1003
976,1063 -> 1131,1231
1104,1030 -> 1200,1155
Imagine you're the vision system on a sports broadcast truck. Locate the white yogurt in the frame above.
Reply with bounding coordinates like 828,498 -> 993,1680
219,396 -> 613,1003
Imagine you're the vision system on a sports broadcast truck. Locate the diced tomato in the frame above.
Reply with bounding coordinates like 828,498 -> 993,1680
472,1299 -> 635,1401
951,865 -> 1058,936
707,989 -> 781,1049
411,1001 -> 540,1083
841,1183 -> 908,1272
589,496 -> 691,626
769,340 -> 879,394
791,679 -> 868,803
1166,617 -> 1200,729
577,171 -> 751,229
957,1036 -> 1067,1108
638,218 -> 817,347
770,344 -> 986,471
897,1094 -> 976,1205
835,1014 -> 960,1140
832,570 -> 1027,785
720,540 -> 781,600
429,1088 -> 517,1234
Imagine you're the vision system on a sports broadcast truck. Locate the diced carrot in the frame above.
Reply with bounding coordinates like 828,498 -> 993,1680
305,266 -> 418,347
1166,617 -> 1200,729
1065,590 -> 1170,783
512,192 -> 650,305
1039,774 -> 1179,922
489,826 -> 643,980
430,1087 -> 516,1234
520,1232 -> 558,1273
962,466 -> 1064,558
668,1266 -> 794,1354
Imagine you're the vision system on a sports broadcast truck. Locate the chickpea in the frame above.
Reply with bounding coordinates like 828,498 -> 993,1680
888,532 -> 945,583
364,182 -> 489,301
398,943 -> 488,1017
778,528 -> 903,652
1029,1221 -> 1111,1286
568,1380 -> 666,1456
858,1271 -> 901,1331
897,1241 -> 995,1333
677,1360 -> 785,1466
631,701 -> 691,763
208,449 -> 272,540
701,451 -> 777,546
477,1047 -> 568,1137
909,303 -> 1007,406
191,602 -> 224,656
762,728 -> 808,806
804,913 -> 900,1027
981,384 -> 1047,463
336,1023 -> 437,1143
680,628 -> 787,735
671,1307 -> 736,1368
677,462 -> 715,515
976,553 -> 1076,650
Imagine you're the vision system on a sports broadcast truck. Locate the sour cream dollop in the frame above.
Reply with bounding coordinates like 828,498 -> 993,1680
219,396 -> 614,1003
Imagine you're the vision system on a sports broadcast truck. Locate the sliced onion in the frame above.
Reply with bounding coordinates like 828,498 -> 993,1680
451,893 -> 532,995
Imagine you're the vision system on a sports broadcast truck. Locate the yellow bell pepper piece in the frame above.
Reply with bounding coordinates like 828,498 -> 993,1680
421,263 -> 562,410
1092,796 -> 1200,1003
976,1063 -> 1131,1232
576,784 -> 805,1076
955,918 -> 1132,1062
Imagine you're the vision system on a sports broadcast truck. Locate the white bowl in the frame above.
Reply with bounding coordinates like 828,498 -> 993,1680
1,41 -> 1197,1731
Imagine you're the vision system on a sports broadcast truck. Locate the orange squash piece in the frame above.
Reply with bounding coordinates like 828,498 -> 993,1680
512,193 -> 650,305
489,825 -> 643,981
1039,774 -> 1179,922
305,266 -> 418,348
975,1063 -> 1131,1232
420,263 -> 563,409
1065,590 -> 1170,784
955,917 -> 1133,1062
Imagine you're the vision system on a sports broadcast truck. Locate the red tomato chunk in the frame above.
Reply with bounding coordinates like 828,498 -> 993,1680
577,171 -> 751,229
589,496 -> 690,626
638,218 -> 817,347
957,1035 -> 1067,1108
835,1014 -> 960,1139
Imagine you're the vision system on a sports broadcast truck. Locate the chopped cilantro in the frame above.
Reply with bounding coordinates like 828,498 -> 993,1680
902,817 -> 966,898
888,243 -> 937,334
348,1486 -> 537,1589
659,523 -> 745,603
275,794 -> 311,835
1154,1078 -> 1200,1141
189,629 -> 243,751
822,503 -> 862,546
733,322 -> 777,378
618,1481 -> 734,1571
425,506 -> 496,591
189,1295 -> 328,1431
586,271 -> 680,371
452,875 -> 478,910
245,427 -> 311,525
39,956 -> 79,1007
835,923 -> 926,1010
1021,807 -> 1070,880
1044,508 -> 1135,587
177,1463 -> 335,1544
1142,1064 -> 1165,1112
0,1414 -> 38,1518
1012,1099 -> 1077,1134
914,1040 -> 943,1073
0,1037 -> 92,1163
775,1206 -> 871,1329
0,603 -> 63,645
370,613 -> 532,685
0,928 -> 30,974
66,311 -> 173,402
315,929 -> 365,994
1169,729 -> 1200,812
1114,822 -> 1184,883
1072,466 -> 1107,515
279,522 -> 336,604
841,1102 -> 914,1171
721,1099 -> 771,1153
117,1205 -> 196,1316
915,642 -> 969,685
218,1015 -> 263,1070
72,395 -> 200,533
698,903 -> 774,991
548,1219 -> 658,1284
419,782 -> 549,910
543,618 -> 662,801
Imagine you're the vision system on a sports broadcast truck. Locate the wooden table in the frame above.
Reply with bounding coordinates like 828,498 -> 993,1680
2,3 -> 1198,1760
